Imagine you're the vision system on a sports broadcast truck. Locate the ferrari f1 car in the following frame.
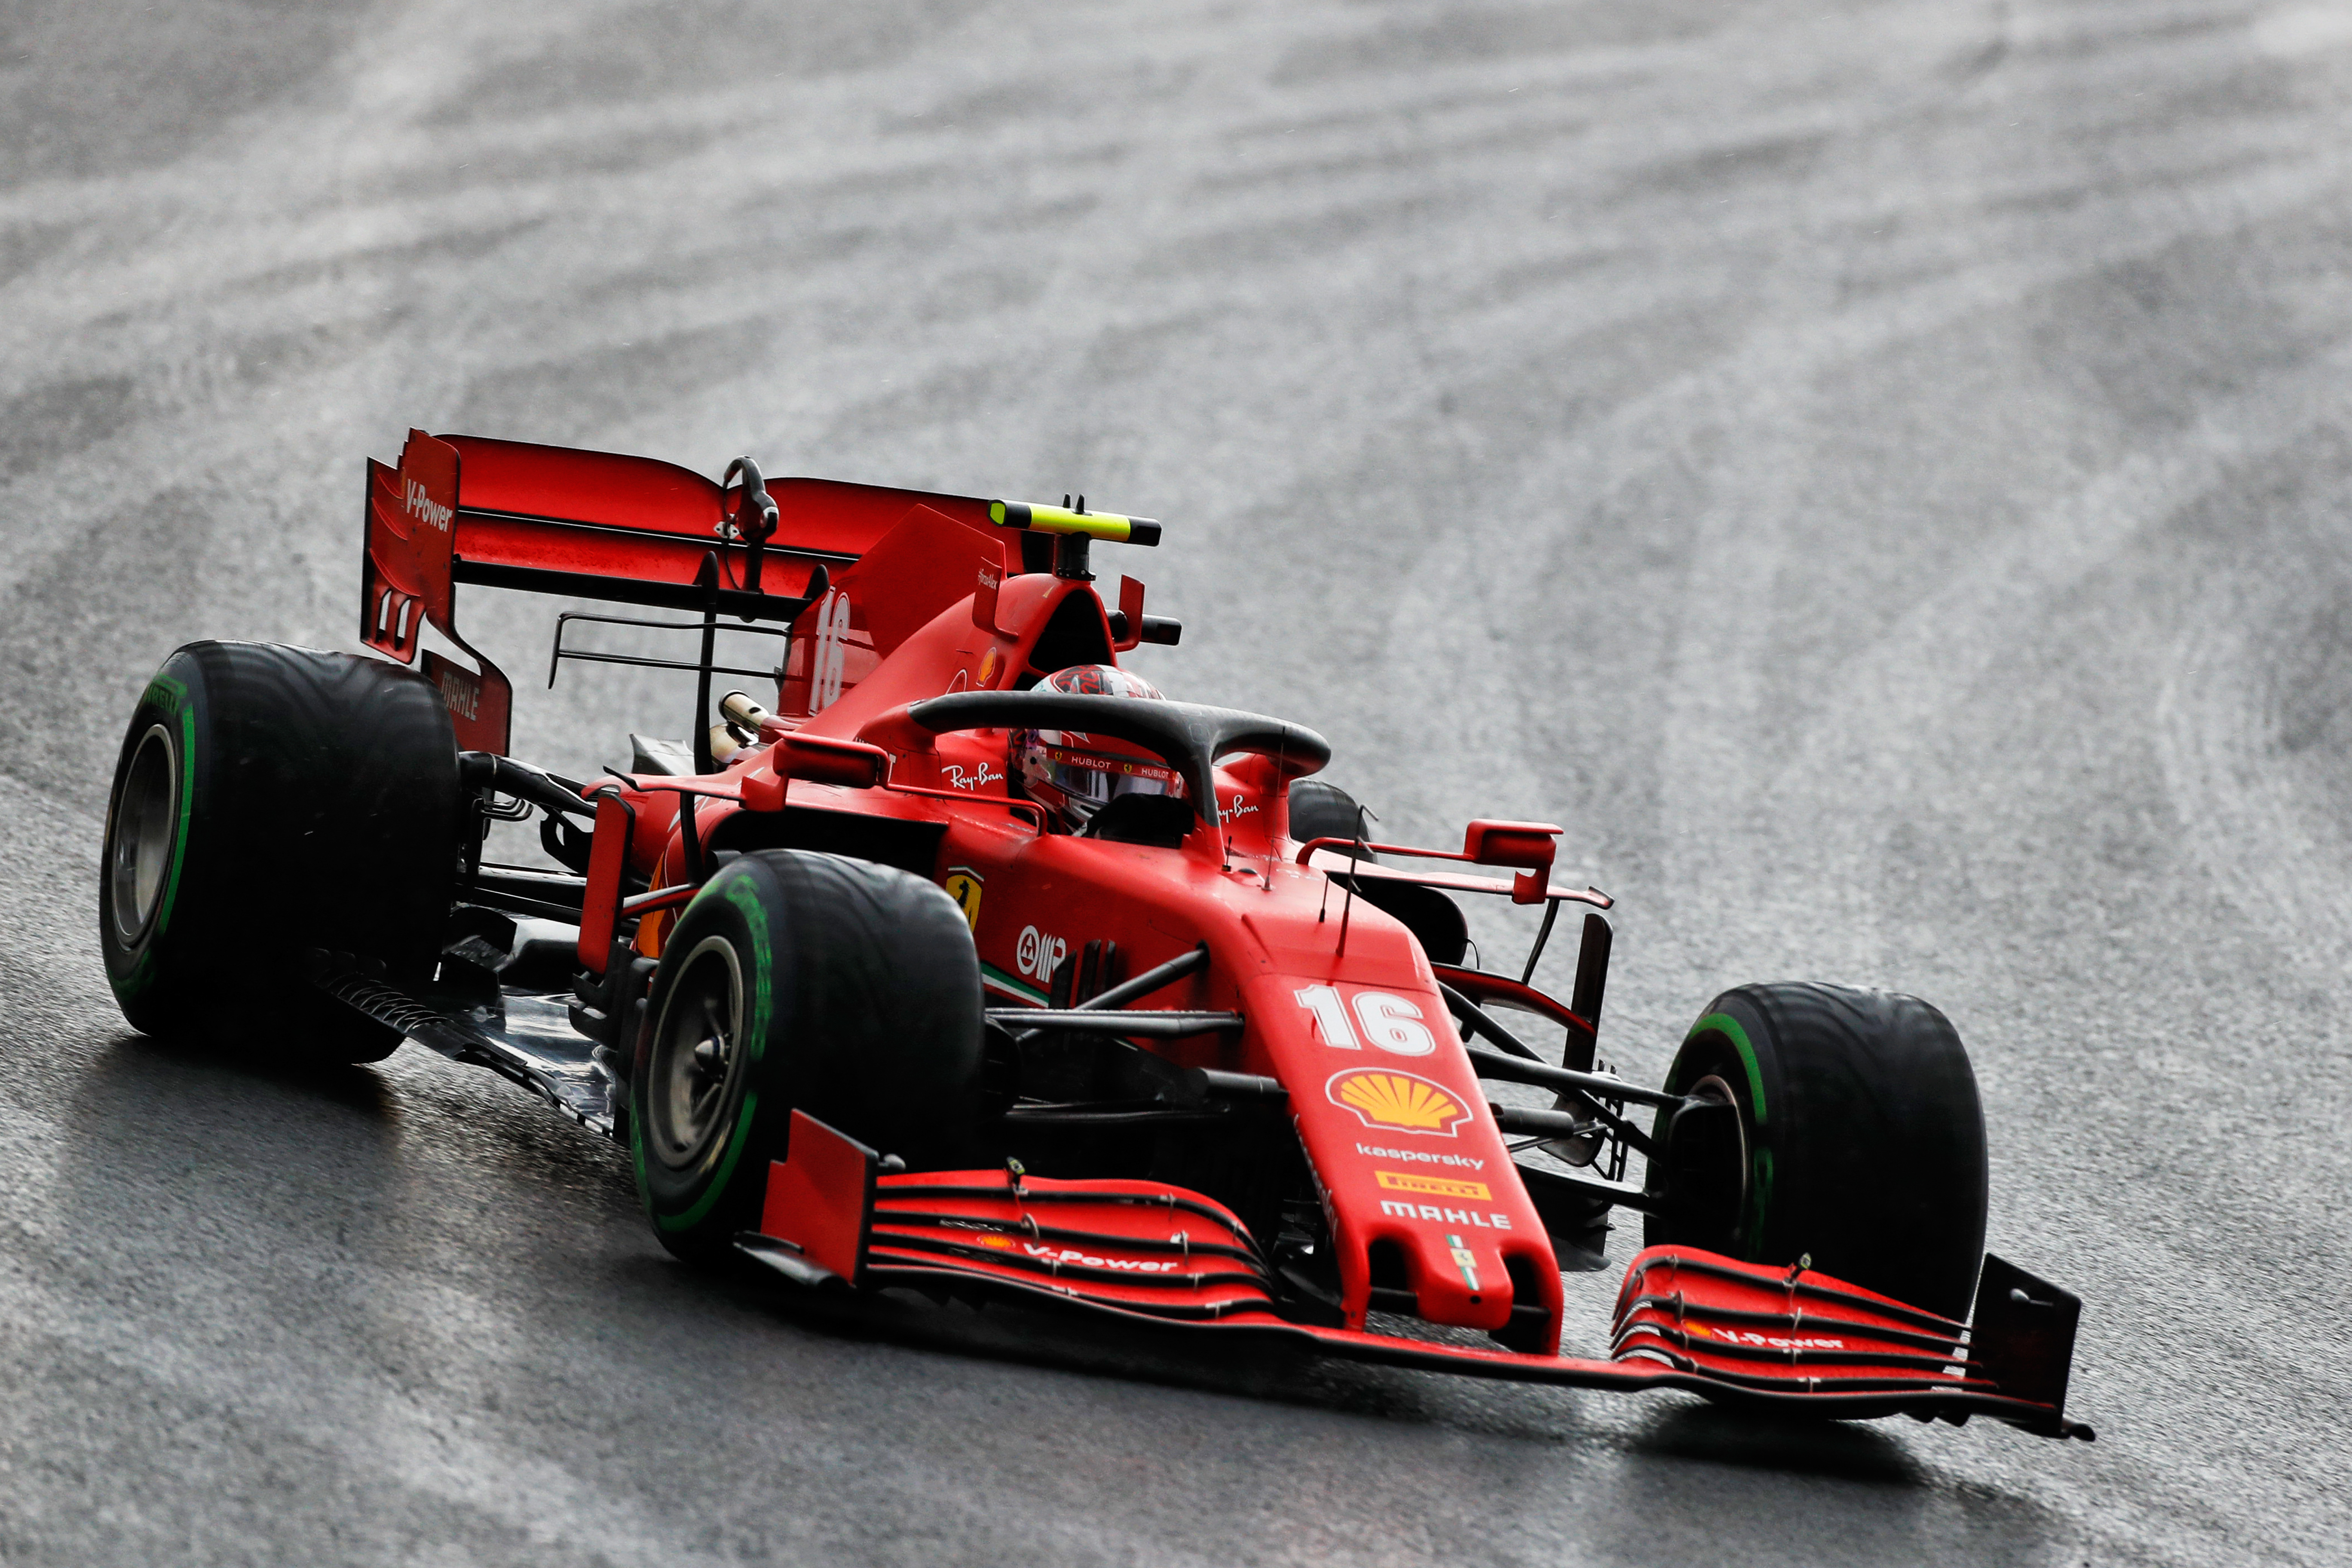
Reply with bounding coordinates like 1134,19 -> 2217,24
98,429 -> 2091,1440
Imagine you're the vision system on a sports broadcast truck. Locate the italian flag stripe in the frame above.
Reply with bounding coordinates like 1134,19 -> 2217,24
981,963 -> 1047,1005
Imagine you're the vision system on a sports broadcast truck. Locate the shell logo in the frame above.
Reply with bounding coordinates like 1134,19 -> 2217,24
1326,1069 -> 1470,1137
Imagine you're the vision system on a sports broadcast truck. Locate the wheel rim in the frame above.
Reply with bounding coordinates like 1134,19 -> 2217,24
645,936 -> 748,1173
1651,1070 -> 1748,1253
1684,1072 -> 1747,1246
109,723 -> 178,945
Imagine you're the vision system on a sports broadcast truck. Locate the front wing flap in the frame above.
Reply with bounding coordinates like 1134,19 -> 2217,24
740,1114 -> 2093,1439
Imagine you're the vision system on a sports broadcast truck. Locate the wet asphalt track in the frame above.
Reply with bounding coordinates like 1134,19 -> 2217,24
3,1 -> 2351,1562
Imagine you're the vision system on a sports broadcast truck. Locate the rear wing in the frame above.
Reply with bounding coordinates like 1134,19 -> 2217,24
360,430 -> 1009,753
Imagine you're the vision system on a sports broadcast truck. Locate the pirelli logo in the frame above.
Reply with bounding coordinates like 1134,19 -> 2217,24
1375,1170 -> 1491,1201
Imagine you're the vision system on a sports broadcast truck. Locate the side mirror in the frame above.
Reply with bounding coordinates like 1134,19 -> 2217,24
1461,819 -> 1560,904
741,732 -> 891,809
780,732 -> 889,789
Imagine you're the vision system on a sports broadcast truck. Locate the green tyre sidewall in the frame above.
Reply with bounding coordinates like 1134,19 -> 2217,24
97,641 -> 462,1062
100,667 -> 204,1033
1645,980 -> 1989,1321
632,859 -> 799,1264
630,849 -> 986,1267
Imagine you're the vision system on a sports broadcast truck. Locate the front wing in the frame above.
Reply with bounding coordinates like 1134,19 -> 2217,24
739,1113 -> 2092,1440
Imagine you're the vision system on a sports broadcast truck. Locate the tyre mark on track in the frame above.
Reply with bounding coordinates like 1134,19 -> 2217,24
1372,147 -> 2352,987
2159,535 -> 2352,981
1724,339 -> 2352,973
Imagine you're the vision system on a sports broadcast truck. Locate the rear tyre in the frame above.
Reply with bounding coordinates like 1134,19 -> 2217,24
1285,779 -> 1468,965
631,850 -> 986,1265
98,641 -> 461,1063
1642,981 -> 1988,1320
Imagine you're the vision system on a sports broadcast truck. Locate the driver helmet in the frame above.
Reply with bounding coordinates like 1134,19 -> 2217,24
1011,665 -> 1185,833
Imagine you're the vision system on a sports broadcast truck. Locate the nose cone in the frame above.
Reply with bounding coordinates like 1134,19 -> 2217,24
1388,1218 -> 1516,1332
1229,907 -> 1563,1348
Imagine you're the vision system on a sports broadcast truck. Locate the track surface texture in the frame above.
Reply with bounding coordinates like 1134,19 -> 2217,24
2,2 -> 2347,1563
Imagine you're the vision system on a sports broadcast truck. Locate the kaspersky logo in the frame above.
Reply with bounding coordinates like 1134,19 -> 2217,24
1326,1069 -> 1469,1136
403,476 -> 453,533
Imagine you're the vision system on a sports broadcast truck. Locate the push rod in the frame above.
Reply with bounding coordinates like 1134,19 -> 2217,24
984,1009 -> 1241,1039
1464,1046 -> 1692,1112
1488,1102 -> 1604,1139
1437,981 -> 1544,1061
1064,943 -> 1210,1011
1007,944 -> 1212,1049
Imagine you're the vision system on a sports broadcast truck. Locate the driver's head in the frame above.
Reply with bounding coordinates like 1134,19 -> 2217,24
1011,665 -> 1185,833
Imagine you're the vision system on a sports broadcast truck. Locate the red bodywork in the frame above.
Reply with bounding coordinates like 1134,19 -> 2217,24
362,430 -> 2089,1437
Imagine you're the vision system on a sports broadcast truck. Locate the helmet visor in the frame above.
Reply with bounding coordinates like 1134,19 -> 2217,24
1033,736 -> 1183,820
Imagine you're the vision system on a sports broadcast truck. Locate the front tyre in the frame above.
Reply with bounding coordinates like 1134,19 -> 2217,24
631,850 -> 986,1265
1642,981 -> 1988,1320
98,642 -> 461,1062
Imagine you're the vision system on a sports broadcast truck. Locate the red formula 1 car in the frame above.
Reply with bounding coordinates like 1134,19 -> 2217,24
98,430 -> 2091,1440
